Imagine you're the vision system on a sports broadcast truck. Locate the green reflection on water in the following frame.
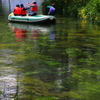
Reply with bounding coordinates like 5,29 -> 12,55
1,15 -> 100,100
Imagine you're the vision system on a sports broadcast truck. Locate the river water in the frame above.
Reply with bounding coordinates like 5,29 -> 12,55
0,0 -> 100,100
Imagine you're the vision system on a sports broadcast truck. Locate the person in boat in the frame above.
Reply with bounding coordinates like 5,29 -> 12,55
13,4 -> 21,16
20,4 -> 30,16
47,3 -> 56,16
26,1 -> 38,16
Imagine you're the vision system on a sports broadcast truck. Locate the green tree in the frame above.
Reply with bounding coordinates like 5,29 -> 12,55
42,0 -> 90,17
78,0 -> 100,23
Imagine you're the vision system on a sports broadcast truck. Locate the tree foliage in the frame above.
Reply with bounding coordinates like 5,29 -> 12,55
42,0 -> 90,17
78,0 -> 100,23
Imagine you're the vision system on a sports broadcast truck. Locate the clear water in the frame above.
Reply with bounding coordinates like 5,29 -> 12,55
1,1 -> 100,100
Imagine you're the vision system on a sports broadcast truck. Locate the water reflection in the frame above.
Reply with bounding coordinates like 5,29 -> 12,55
8,22 -> 57,100
2,17 -> 100,100
14,27 -> 27,42
8,22 -> 56,42
0,49 -> 19,100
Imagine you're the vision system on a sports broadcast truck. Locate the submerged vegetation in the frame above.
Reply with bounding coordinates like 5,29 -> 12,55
5,21 -> 100,100
1,0 -> 100,100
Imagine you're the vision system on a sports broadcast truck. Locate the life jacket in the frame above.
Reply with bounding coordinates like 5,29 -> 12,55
31,4 -> 38,11
14,7 -> 21,15
20,7 -> 27,15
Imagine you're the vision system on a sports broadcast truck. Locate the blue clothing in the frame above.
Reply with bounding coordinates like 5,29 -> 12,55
47,6 -> 56,15
28,12 -> 37,16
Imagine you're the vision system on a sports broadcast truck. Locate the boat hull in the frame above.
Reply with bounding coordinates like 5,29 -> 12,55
8,13 -> 56,24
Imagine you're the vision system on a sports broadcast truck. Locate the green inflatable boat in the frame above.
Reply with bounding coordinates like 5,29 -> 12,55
8,13 -> 56,24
